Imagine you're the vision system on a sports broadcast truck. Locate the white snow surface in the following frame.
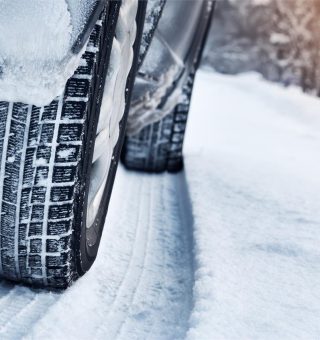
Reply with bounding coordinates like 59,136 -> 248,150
0,70 -> 320,339
185,70 -> 320,339
0,0 -> 96,106
67,0 -> 99,43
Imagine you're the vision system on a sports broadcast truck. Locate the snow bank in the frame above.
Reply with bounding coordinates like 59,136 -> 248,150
184,71 -> 320,339
0,0 -> 96,106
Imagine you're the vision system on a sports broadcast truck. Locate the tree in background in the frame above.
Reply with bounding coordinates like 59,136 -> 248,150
270,0 -> 320,93
204,0 -> 320,95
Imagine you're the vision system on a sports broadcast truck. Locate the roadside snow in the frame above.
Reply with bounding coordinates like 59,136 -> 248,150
185,70 -> 320,339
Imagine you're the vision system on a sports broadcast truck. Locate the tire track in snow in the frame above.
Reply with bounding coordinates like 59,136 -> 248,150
95,175 -> 153,338
96,169 -> 195,339
0,167 -> 195,339
0,283 -> 60,339
116,171 -> 195,340
0,292 -> 57,339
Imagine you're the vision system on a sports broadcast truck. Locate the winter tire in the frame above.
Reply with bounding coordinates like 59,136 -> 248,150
0,0 -> 146,288
122,0 -> 215,173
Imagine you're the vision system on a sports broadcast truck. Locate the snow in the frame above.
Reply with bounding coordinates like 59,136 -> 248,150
88,0 -> 138,228
0,69 -> 319,339
185,70 -> 320,339
0,0 -> 96,106
56,149 -> 75,160
67,0 -> 99,43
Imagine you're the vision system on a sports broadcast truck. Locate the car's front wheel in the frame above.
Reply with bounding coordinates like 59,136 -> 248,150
0,0 -> 145,288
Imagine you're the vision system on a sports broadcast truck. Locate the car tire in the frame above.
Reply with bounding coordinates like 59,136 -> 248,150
121,0 -> 214,173
0,0 -> 146,288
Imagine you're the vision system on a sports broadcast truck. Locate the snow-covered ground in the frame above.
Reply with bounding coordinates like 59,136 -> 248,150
0,69 -> 320,339
185,70 -> 320,339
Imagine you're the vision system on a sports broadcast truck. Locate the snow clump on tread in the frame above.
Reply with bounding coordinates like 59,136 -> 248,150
0,0 -> 97,107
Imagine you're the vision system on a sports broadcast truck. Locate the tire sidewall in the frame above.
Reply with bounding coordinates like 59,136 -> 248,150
76,1 -> 147,275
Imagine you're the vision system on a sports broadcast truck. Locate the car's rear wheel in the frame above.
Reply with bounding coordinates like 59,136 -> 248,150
121,0 -> 214,173
0,0 -> 145,288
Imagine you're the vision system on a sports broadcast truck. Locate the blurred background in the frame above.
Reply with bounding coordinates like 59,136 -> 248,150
203,0 -> 320,95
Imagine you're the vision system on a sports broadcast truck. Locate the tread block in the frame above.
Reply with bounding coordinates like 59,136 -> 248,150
48,204 -> 73,220
42,101 -> 58,121
31,187 -> 46,204
46,239 -> 60,253
28,255 -> 42,268
2,202 -> 16,236
40,124 -> 55,144
62,102 -> 87,120
28,223 -> 43,237
48,220 -> 71,236
58,124 -> 83,143
75,52 -> 96,76
46,236 -> 71,253
20,188 -> 32,220
47,267 -> 69,280
65,79 -> 90,98
52,166 -> 77,183
50,186 -> 74,202
31,267 -> 43,277
46,252 -> 71,267
30,239 -> 42,254
36,146 -> 52,163
12,103 -> 29,122
31,205 -> 45,221
35,167 -> 49,184
0,102 -> 9,115
28,117 -> 41,145
23,148 -> 36,184
55,145 -> 80,163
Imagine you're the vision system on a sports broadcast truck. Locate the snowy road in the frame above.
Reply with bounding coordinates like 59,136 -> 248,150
1,70 -> 320,339
0,170 -> 194,340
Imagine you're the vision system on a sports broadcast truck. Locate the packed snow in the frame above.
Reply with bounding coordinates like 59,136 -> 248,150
0,69 -> 319,339
0,0 -> 97,106
185,70 -> 320,339
67,0 -> 99,43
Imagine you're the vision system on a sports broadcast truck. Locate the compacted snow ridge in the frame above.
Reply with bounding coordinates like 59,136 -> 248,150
0,70 -> 319,339
87,0 -> 138,227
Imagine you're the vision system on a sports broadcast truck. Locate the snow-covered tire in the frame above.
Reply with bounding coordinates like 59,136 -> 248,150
0,1 -> 145,288
121,73 -> 196,173
121,0 -> 214,173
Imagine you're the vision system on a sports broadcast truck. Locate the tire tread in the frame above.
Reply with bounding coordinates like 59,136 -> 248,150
0,17 -> 103,288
